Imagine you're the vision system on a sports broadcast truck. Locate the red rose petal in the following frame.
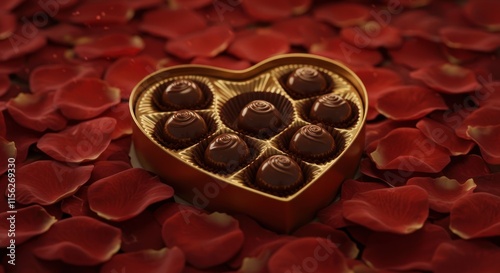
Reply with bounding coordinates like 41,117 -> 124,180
317,200 -> 351,229
416,118 -> 475,156
42,23 -> 85,46
57,2 -> 133,26
54,78 -> 120,120
376,86 -> 448,120
30,64 -> 100,94
395,0 -> 432,8
32,216 -> 121,266
432,239 -> 500,273
95,136 -> 132,163
0,137 -> 16,174
203,4 -> 253,28
410,63 -> 481,94
442,155 -> 490,183
0,57 -> 24,74
0,0 -> 23,10
60,187 -> 96,218
473,172 -> 500,197
441,45 -> 484,64
241,0 -> 292,21
268,237 -> 350,273
388,38 -> 447,69
0,205 -> 56,247
14,160 -> 93,205
467,125 -> 500,165
228,29 -> 289,63
363,224 -> 451,271
88,168 -> 173,221
3,114 -> 39,163
0,31 -> 46,61
100,247 -> 185,273
342,186 -> 429,234
140,8 -> 207,39
340,179 -> 388,200
455,105 -> 500,139
228,214 -> 280,269
310,37 -> 383,68
37,117 -> 116,163
407,176 -> 476,213
293,222 -> 359,259
97,103 -> 132,140
365,119 -> 416,148
114,211 -> 164,252
440,26 -> 500,52
271,16 -> 336,47
168,0 -> 211,9
88,160 -> 131,185
341,22 -> 403,49
166,25 -> 234,60
313,3 -> 370,28
0,12 -> 16,40
104,56 -> 157,99
6,92 -> 67,132
464,0 -> 500,31
191,55 -> 251,70
75,34 -> 144,60
162,211 -> 244,268
450,192 -> 500,239
370,128 -> 451,173
391,10 -> 445,42
124,0 -> 163,10
153,202 -> 203,226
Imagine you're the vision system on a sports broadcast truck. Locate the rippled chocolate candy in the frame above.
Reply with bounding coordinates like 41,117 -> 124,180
289,125 -> 335,160
286,67 -> 327,96
204,133 -> 250,171
163,110 -> 207,143
255,155 -> 303,192
309,94 -> 352,125
237,100 -> 283,135
162,80 -> 204,109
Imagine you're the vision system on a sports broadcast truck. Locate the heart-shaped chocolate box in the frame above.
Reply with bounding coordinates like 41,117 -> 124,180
130,54 -> 367,232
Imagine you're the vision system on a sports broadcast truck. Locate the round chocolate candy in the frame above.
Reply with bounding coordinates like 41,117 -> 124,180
289,125 -> 335,160
162,80 -> 204,109
237,100 -> 283,135
163,110 -> 207,143
286,67 -> 327,96
204,133 -> 250,172
255,155 -> 303,192
309,94 -> 353,126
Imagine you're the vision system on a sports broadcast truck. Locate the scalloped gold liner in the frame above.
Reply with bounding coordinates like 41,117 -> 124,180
130,54 -> 368,233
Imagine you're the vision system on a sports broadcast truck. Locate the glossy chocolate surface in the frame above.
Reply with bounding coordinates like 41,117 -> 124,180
163,110 -> 207,142
309,94 -> 352,125
286,67 -> 327,95
204,133 -> 250,171
162,80 -> 204,109
237,100 -> 283,135
289,125 -> 335,159
255,155 -> 303,191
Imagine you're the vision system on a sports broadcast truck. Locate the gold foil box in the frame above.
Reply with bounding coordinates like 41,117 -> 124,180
130,54 -> 368,233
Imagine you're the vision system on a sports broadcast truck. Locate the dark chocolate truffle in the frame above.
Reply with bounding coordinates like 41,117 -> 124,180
309,94 -> 353,125
162,80 -> 204,109
204,133 -> 250,172
286,67 -> 327,96
289,125 -> 335,160
255,155 -> 303,192
163,110 -> 207,143
237,100 -> 283,135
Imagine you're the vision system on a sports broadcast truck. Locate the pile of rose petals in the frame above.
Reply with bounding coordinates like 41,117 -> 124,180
1,0 -> 500,272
